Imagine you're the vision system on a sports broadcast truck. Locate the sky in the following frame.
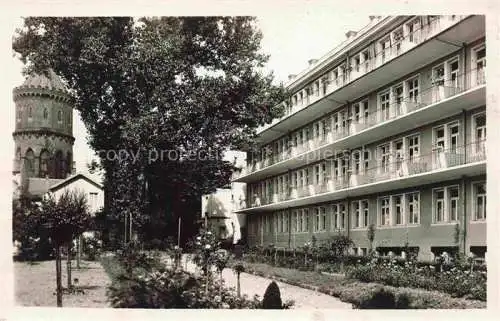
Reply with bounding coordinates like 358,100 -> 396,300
7,13 -> 371,177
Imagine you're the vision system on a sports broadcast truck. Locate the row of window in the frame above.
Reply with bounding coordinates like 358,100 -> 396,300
250,181 -> 486,235
249,112 -> 486,204
250,42 -> 486,171
17,106 -> 71,128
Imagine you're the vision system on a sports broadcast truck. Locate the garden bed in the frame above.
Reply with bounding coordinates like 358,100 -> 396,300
233,261 -> 486,309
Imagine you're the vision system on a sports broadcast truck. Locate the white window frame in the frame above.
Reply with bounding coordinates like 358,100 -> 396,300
378,197 -> 391,227
472,111 -> 486,154
407,134 -> 420,162
362,200 -> 369,228
352,201 -> 361,229
378,90 -> 391,121
471,43 -> 486,86
471,181 -> 486,222
393,194 -> 404,225
448,185 -> 460,222
378,143 -> 391,174
433,188 -> 446,223
406,75 -> 420,104
407,192 -> 420,225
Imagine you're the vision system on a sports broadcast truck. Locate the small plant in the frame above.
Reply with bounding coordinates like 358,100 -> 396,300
233,262 -> 245,298
262,281 -> 282,309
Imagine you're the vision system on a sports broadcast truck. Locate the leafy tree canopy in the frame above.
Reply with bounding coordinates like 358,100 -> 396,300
13,17 -> 286,242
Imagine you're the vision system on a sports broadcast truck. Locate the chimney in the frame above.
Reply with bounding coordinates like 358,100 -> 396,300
288,74 -> 296,81
369,15 -> 381,21
345,30 -> 358,40
308,58 -> 318,66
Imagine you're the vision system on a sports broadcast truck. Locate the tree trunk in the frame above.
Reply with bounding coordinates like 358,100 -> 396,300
77,235 -> 82,269
66,243 -> 72,289
55,246 -> 63,307
236,273 -> 241,298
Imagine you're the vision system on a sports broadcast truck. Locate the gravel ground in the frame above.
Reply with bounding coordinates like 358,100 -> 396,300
170,255 -> 352,309
14,260 -> 110,307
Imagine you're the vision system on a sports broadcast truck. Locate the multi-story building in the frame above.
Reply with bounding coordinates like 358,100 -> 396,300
233,15 -> 486,261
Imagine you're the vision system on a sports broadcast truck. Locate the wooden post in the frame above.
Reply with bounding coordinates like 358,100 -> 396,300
67,243 -> 72,289
178,216 -> 181,247
129,212 -> 132,242
124,212 -> 128,245
55,246 -> 63,307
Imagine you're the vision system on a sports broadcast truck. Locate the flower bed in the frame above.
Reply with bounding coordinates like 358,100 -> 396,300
235,261 -> 486,309
347,259 -> 486,301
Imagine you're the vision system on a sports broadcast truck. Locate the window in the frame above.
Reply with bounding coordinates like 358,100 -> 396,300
449,59 -> 459,88
39,150 -> 50,178
407,77 -> 419,104
473,113 -> 486,154
394,195 -> 403,225
314,208 -> 322,232
448,187 -> 459,222
379,144 -> 390,173
28,106 -> 33,119
449,123 -> 459,153
17,109 -> 22,122
379,197 -> 390,226
434,189 -> 445,223
352,150 -> 361,175
379,91 -> 390,121
432,64 -> 445,86
362,200 -> 369,227
314,164 -> 321,185
407,192 -> 420,224
339,204 -> 345,229
300,209 -> 309,232
473,182 -> 486,221
379,36 -> 390,62
407,135 -> 420,162
474,45 -> 486,85
394,140 -> 404,172
393,84 -> 404,116
43,108 -> 48,120
283,212 -> 289,233
333,204 -> 346,230
58,110 -> 63,123
362,100 -> 369,123
363,151 -> 370,174
320,207 -> 327,231
352,201 -> 361,228
314,81 -> 320,96
89,192 -> 98,210
434,126 -> 445,151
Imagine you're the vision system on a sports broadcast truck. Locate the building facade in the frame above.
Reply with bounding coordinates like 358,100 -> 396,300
13,69 -> 75,199
234,15 -> 486,261
201,151 -> 247,243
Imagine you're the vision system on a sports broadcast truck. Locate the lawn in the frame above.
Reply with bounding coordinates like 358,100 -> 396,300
14,260 -> 110,307
236,261 -> 487,309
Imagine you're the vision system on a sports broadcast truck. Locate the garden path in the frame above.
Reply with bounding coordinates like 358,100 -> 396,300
170,254 -> 352,309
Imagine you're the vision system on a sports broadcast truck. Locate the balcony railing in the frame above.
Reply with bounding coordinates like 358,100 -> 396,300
269,15 -> 468,124
244,140 -> 485,209
239,65 -> 485,176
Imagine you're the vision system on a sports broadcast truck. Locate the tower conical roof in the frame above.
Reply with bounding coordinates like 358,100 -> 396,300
21,69 -> 68,92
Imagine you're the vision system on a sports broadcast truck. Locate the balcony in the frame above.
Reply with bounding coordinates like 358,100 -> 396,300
255,15 -> 484,145
237,141 -> 486,213
235,65 -> 486,182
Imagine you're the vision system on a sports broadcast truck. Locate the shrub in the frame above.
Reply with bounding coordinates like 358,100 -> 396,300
262,281 -> 282,309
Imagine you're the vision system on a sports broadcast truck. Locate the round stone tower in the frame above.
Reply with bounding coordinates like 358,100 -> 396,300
13,69 -> 75,197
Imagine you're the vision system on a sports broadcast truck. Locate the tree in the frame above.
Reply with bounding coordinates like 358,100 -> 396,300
37,190 -> 93,307
13,17 -> 287,244
262,281 -> 282,309
367,223 -> 376,254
